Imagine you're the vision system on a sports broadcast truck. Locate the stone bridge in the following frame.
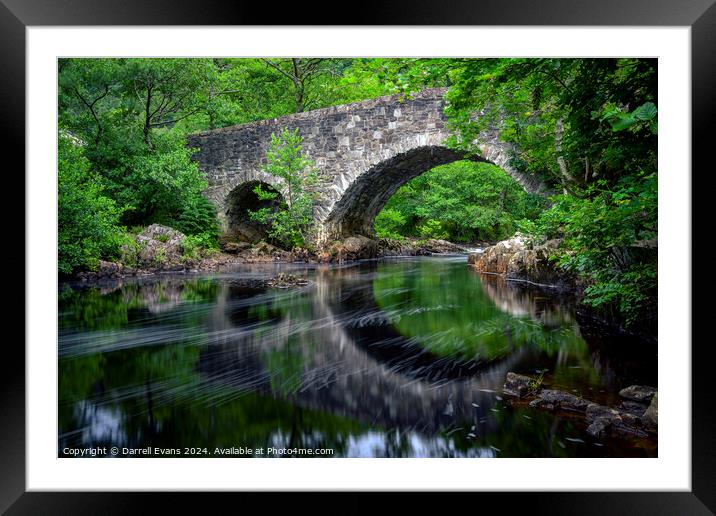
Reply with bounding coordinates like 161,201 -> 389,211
187,88 -> 547,246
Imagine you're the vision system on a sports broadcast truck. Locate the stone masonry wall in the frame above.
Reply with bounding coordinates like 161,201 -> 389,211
187,88 -> 547,245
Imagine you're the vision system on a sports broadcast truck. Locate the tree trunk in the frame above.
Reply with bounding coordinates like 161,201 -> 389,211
143,85 -> 154,148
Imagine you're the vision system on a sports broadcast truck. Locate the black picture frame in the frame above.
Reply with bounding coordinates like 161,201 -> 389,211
4,1 -> 714,513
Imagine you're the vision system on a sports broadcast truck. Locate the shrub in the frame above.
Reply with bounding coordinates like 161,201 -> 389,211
248,128 -> 318,249
174,196 -> 219,241
58,134 -> 126,274
374,208 -> 407,240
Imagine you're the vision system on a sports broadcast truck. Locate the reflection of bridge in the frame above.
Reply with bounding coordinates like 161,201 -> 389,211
59,260 -> 656,455
187,89 -> 548,244
197,264 -> 534,437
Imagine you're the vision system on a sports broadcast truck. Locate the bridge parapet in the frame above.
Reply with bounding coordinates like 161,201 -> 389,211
187,88 -> 547,245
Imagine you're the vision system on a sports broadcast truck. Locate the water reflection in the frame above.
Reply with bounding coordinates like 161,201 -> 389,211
59,257 -> 656,457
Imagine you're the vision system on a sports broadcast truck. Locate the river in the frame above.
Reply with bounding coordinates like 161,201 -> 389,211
58,255 -> 657,458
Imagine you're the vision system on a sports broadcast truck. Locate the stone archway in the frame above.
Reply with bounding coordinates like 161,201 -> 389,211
224,180 -> 283,243
320,145 -> 481,241
187,88 -> 551,247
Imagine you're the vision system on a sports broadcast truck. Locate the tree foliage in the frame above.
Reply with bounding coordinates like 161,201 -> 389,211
58,134 -> 126,274
57,56 -> 658,332
380,58 -> 658,327
248,128 -> 318,249
375,161 -> 546,242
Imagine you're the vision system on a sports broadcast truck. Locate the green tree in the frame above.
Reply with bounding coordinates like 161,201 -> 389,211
438,59 -> 657,327
58,133 -> 126,274
375,161 -> 546,242
249,128 -> 318,249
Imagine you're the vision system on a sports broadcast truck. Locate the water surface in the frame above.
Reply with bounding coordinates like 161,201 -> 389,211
59,256 -> 657,457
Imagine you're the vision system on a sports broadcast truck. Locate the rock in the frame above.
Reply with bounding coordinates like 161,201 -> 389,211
289,248 -> 312,262
503,372 -> 536,398
500,373 -> 656,440
97,260 -> 122,278
618,385 -> 657,403
469,233 -> 574,289
507,245 -> 564,284
466,252 -> 482,265
329,235 -> 378,261
643,392 -> 658,428
343,236 -> 378,256
528,389 -> 590,413
267,273 -> 309,288
585,402 -> 650,438
543,238 -> 563,249
251,241 -> 280,256
586,403 -> 623,423
377,238 -> 430,257
586,418 -> 611,438
130,224 -> 187,268
375,237 -> 466,257
468,233 -> 529,274
419,239 -> 466,254
221,241 -> 251,254
316,252 -> 332,263
620,400 -> 650,416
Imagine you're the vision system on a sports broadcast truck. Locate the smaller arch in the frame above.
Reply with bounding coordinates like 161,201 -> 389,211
224,181 -> 284,243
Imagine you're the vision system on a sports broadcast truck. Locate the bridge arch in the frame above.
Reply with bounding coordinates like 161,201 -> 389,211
187,88 -> 550,247
225,180 -> 284,243
321,146 -> 477,240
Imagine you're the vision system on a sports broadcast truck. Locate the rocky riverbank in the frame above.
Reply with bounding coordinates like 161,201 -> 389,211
503,372 -> 658,439
467,232 -> 657,341
468,232 -> 579,292
72,225 -> 473,282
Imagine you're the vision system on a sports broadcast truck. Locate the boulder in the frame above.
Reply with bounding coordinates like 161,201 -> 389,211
618,385 -> 657,403
503,372 -> 536,398
289,247 -> 312,262
585,403 -> 623,422
251,241 -> 280,256
377,238 -> 430,257
329,235 -> 378,261
420,239 -> 466,254
643,392 -> 658,428
529,389 -> 590,413
586,418 -> 611,439
468,233 -> 529,274
267,273 -> 309,288
96,260 -> 123,278
507,244 -> 563,284
500,372 -> 656,440
316,251 -> 332,263
620,400 -> 650,416
585,402 -> 649,438
469,234 -> 575,289
130,224 -> 187,269
221,241 -> 252,254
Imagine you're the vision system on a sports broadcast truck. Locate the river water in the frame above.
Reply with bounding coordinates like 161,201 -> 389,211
58,256 -> 657,458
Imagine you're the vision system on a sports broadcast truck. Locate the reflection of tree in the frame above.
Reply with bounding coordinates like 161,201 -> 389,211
264,336 -> 305,397
449,405 -> 574,458
372,259 -> 588,362
59,275 -> 372,456
59,278 -> 220,332
477,273 -> 575,326
58,261 -> 652,458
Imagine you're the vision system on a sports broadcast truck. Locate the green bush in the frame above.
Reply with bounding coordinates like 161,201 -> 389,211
374,208 -> 407,240
248,128 -> 318,249
534,172 -> 657,325
181,233 -> 219,262
375,161 -> 547,242
58,134 -> 126,274
174,196 -> 219,242
417,219 -> 449,240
